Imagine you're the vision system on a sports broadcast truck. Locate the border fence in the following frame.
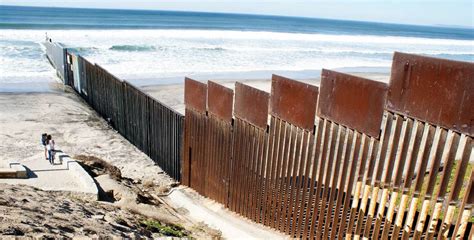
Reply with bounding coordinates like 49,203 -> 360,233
76,55 -> 184,181
44,42 -> 184,181
182,52 -> 473,239
45,40 -> 473,239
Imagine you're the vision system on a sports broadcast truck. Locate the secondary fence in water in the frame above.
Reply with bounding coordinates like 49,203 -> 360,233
44,39 -> 473,239
44,39 -> 68,84
183,52 -> 473,239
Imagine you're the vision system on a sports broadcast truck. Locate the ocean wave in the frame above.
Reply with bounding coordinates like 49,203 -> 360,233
109,45 -> 157,52
200,47 -> 474,56
108,45 -> 226,52
0,39 -> 40,46
1,29 -> 472,84
0,44 -> 44,59
67,46 -> 100,55
75,43 -> 473,56
192,46 -> 226,51
4,29 -> 472,46
64,29 -> 472,46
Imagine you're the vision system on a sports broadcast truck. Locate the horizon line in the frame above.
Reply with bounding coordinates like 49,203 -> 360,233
1,4 -> 473,30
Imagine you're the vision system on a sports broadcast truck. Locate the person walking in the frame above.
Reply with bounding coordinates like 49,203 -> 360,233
41,133 -> 48,160
46,135 -> 55,165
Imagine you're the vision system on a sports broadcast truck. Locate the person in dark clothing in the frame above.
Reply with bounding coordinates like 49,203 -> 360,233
41,133 -> 48,160
46,135 -> 55,165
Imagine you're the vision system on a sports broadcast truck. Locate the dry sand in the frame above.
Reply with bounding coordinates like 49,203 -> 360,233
0,83 -> 174,186
0,82 -> 222,238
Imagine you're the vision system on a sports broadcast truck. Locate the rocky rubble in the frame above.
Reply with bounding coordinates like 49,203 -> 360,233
0,183 -> 219,239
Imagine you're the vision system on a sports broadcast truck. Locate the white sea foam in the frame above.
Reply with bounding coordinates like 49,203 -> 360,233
0,29 -> 472,84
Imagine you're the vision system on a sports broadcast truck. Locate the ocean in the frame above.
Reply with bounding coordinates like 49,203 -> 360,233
0,5 -> 473,88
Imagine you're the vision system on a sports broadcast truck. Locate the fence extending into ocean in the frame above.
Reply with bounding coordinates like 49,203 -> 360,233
45,39 -> 473,239
44,40 -> 183,181
44,40 -> 68,84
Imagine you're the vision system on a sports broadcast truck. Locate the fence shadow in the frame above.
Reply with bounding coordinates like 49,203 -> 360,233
23,166 -> 38,178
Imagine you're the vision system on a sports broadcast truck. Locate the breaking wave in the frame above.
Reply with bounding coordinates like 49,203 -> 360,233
1,29 -> 472,84
109,44 -> 157,52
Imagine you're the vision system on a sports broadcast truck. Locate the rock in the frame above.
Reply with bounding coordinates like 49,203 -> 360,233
38,234 -> 56,239
82,228 -> 97,235
115,218 -> 130,227
0,182 -> 216,239
57,225 -> 75,233
3,226 -> 24,235
110,223 -> 130,232
103,213 -> 115,223
91,215 -> 105,220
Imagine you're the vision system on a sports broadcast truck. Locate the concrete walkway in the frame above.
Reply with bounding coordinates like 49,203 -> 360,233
165,186 -> 288,240
0,151 -> 98,200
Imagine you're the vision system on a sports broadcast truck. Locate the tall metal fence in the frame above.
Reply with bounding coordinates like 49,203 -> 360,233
183,52 -> 474,239
44,47 -> 184,181
76,55 -> 184,181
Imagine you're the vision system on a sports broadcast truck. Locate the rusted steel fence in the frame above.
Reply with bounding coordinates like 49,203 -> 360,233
62,53 -> 184,181
183,52 -> 473,239
230,82 -> 270,222
182,78 -> 207,191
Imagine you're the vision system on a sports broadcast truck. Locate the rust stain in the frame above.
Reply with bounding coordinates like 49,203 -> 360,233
318,69 -> 387,138
234,82 -> 270,129
387,52 -> 474,136
184,77 -> 207,113
270,74 -> 318,131
207,81 -> 234,123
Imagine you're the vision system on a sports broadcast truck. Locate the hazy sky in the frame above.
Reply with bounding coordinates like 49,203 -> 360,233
2,0 -> 473,27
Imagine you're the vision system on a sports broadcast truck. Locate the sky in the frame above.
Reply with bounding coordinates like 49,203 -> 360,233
1,0 -> 473,28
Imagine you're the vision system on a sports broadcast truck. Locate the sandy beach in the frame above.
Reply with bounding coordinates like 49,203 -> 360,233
0,83 -> 175,186
0,81 -> 225,238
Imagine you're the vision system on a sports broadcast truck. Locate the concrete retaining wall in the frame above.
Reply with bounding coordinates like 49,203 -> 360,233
0,162 -> 27,179
57,153 -> 98,201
